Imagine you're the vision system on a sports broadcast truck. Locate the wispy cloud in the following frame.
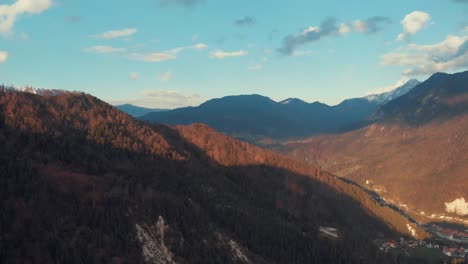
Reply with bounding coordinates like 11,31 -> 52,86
112,90 -> 203,109
353,17 -> 392,35
382,35 -> 468,76
131,52 -> 176,62
397,11 -> 431,42
278,18 -> 338,55
235,16 -> 257,27
130,43 -> 207,62
95,28 -> 137,40
278,16 -> 391,55
0,0 -> 52,36
85,45 -> 127,54
209,49 -> 248,59
0,51 -> 8,63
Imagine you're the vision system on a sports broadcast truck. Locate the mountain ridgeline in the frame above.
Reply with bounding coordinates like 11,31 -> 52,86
0,88 -> 428,263
116,104 -> 168,118
374,72 -> 468,125
140,80 -> 420,140
280,71 -> 468,219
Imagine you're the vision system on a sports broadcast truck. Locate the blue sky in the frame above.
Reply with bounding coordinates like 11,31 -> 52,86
1,0 -> 468,108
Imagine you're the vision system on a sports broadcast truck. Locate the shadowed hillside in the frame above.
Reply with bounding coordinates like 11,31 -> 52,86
0,89 -> 429,263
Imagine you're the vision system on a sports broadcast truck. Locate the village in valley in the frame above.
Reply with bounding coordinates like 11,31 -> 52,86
377,224 -> 468,262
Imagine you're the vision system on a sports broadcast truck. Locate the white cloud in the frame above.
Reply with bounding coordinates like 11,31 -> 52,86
131,52 -> 176,62
247,64 -> 263,71
160,71 -> 173,82
382,35 -> 468,76
192,33 -> 199,41
85,45 -> 126,54
209,49 -> 248,59
0,0 -> 52,35
402,52 -> 468,76
338,23 -> 351,35
381,52 -> 429,66
131,43 -> 207,62
397,11 -> 431,41
301,26 -> 320,36
130,72 -> 139,80
445,197 -> 468,216
407,35 -> 466,58
0,51 -> 8,63
96,28 -> 137,40
112,90 -> 203,109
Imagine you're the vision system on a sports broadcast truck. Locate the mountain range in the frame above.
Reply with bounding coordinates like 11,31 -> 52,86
0,86 -> 430,263
2,71 -> 467,263
116,104 -> 168,118
138,80 -> 420,141
280,71 -> 468,222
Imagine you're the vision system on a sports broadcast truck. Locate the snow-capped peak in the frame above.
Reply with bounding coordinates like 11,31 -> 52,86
279,98 -> 307,105
17,86 -> 79,96
364,79 -> 420,105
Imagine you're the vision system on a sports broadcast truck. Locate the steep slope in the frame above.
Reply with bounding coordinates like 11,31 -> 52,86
0,89 -> 427,263
280,71 -> 468,221
375,72 -> 468,125
141,81 -> 418,141
116,104 -> 168,117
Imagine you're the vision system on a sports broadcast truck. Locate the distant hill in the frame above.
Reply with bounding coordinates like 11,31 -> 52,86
280,71 -> 468,220
141,80 -> 419,140
116,103 -> 168,117
0,88 -> 427,263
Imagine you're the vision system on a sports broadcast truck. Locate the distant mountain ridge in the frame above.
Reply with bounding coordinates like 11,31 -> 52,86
0,85 -> 81,97
280,71 -> 468,219
375,72 -> 468,125
116,104 -> 168,117
141,80 -> 420,140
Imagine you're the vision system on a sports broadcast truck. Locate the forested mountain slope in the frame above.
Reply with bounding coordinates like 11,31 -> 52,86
0,89 -> 427,263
